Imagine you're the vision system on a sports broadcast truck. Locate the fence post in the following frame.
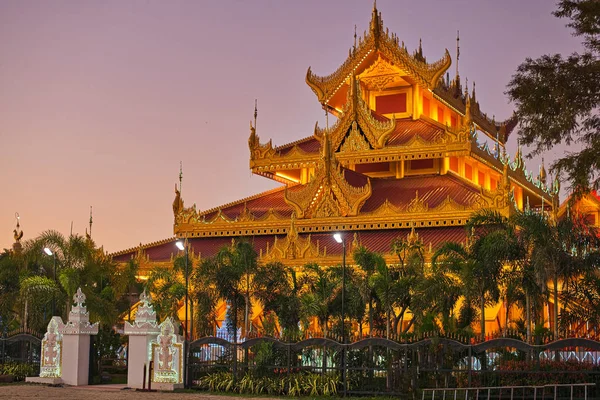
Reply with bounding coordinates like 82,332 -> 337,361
467,346 -> 472,388
286,343 -> 291,394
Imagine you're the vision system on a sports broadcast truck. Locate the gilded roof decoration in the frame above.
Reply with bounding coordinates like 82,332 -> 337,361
249,121 -> 276,162
314,76 -> 396,151
306,4 -> 451,103
284,131 -> 372,219
262,214 -> 325,261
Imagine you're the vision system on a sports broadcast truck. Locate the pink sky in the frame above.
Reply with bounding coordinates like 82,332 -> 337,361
0,0 -> 580,253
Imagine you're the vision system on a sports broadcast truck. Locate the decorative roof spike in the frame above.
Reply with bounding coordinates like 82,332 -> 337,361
353,24 -> 357,53
471,81 -> 476,104
514,140 -> 524,170
88,206 -> 93,240
539,158 -> 547,185
456,30 -> 460,82
463,94 -> 472,127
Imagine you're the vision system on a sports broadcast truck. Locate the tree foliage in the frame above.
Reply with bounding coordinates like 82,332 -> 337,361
507,0 -> 600,193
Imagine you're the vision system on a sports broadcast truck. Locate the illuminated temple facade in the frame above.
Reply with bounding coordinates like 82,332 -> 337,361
112,5 -> 564,335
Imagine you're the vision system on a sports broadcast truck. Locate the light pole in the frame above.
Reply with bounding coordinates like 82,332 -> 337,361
175,239 -> 189,388
44,248 -> 56,316
333,232 -> 347,397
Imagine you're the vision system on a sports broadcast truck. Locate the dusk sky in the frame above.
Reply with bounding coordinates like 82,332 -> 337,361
1,0 -> 581,253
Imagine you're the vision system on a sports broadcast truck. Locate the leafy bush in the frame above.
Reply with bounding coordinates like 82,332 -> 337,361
0,363 -> 37,381
198,371 -> 339,396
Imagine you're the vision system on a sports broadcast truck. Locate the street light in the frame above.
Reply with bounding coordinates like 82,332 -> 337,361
175,239 -> 189,388
44,248 -> 57,316
333,232 -> 347,397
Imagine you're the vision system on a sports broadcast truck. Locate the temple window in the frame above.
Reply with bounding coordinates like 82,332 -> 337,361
437,106 -> 444,124
465,163 -> 473,180
376,93 -> 407,114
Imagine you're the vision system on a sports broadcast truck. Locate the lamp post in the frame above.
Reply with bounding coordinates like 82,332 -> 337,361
44,248 -> 56,316
175,240 -> 189,388
333,233 -> 347,397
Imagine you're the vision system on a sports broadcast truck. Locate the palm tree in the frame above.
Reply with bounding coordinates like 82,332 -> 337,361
514,209 -> 597,339
353,246 -> 379,336
145,264 -> 185,322
300,263 -> 338,337
369,261 -> 402,339
433,236 -> 502,341
196,240 -> 256,339
253,261 -> 306,339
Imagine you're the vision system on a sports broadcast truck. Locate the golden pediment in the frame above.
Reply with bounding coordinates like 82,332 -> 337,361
358,55 -> 404,91
262,216 -> 325,261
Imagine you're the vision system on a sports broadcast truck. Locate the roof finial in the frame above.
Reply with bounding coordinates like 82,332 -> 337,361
89,206 -> 93,239
254,99 -> 258,132
471,81 -> 476,104
456,30 -> 460,82
13,212 -> 23,253
353,24 -> 357,53
179,161 -> 183,193
539,158 -> 547,185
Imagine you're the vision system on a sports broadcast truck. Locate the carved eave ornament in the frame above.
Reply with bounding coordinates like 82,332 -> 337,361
284,131 -> 372,219
306,4 -> 451,103
314,76 -> 396,151
262,214 -> 325,262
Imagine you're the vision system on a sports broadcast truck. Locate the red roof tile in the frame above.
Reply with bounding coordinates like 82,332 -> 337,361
276,136 -> 321,155
112,226 -> 467,263
362,174 -> 480,212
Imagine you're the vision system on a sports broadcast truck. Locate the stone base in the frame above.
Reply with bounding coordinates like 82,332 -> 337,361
26,376 -> 62,385
152,382 -> 184,391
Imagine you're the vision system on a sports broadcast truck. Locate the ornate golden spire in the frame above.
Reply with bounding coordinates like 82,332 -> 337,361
514,140 -> 524,170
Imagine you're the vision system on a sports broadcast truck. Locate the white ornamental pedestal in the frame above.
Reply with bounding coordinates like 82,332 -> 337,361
60,288 -> 99,386
149,317 -> 184,391
124,290 -> 160,389
26,316 -> 64,385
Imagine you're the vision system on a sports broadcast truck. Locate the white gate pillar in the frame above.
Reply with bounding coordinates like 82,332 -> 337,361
59,288 -> 99,386
124,290 -> 160,389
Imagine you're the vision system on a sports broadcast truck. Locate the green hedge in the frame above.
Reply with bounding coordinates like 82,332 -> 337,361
198,371 -> 339,396
0,363 -> 37,381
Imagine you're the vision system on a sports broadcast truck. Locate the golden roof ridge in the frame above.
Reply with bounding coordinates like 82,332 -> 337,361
198,185 -> 288,218
109,236 -> 177,257
274,135 -> 316,152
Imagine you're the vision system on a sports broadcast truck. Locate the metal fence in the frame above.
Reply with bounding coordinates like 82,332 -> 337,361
187,336 -> 600,397
0,329 -> 41,376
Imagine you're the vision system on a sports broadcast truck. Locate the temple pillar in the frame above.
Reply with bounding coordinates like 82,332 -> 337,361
440,157 -> 449,175
60,288 -> 99,386
124,290 -> 160,389
396,160 -> 405,178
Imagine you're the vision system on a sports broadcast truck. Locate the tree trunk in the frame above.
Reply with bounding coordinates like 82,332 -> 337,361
480,294 -> 486,341
244,294 -> 249,336
504,297 -> 509,337
386,309 -> 390,339
526,290 -> 531,343
553,274 -> 559,339
368,298 -> 373,336
23,298 -> 28,331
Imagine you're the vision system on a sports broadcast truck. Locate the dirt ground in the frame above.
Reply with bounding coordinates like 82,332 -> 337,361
0,384 -> 284,399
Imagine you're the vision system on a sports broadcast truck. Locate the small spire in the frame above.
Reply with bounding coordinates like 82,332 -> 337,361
471,81 -> 476,104
456,30 -> 460,81
539,158 -> 547,184
89,206 -> 93,239
254,99 -> 258,130
179,161 -> 183,193
353,24 -> 357,52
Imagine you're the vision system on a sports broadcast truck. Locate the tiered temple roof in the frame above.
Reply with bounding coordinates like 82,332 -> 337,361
113,2 -> 560,272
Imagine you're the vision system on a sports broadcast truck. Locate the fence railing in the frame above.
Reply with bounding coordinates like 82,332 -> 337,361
187,336 -> 600,397
422,383 -> 596,400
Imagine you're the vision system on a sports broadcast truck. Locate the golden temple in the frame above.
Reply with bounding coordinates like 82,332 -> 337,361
111,3 -> 597,336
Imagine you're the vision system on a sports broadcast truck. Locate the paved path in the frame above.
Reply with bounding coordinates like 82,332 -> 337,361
0,384 -> 283,399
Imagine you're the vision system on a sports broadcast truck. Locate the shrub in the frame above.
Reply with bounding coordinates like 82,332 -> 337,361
0,363 -> 37,381
197,371 -> 340,396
